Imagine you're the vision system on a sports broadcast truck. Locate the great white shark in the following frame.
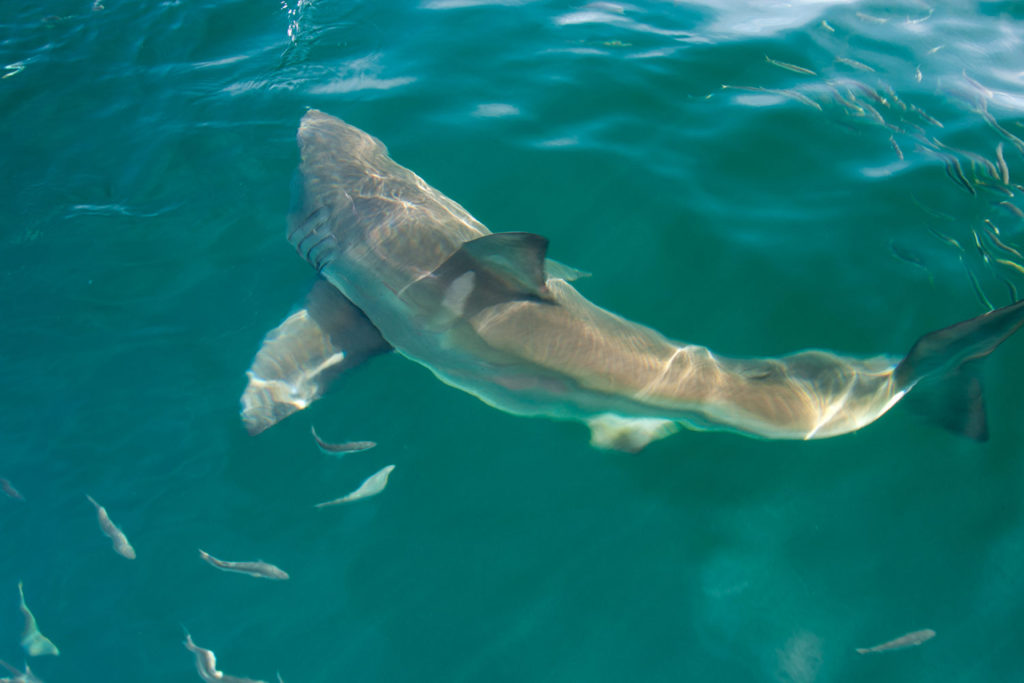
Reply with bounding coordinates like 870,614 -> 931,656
241,109 -> 1024,451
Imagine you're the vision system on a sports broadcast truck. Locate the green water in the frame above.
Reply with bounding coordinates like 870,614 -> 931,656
2,1 -> 1024,681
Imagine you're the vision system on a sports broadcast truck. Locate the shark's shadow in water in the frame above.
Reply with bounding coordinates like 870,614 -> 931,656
241,110 -> 1024,451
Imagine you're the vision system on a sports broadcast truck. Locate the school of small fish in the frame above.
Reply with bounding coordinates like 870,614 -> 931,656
723,21 -> 1024,313
1,424 -> 393,680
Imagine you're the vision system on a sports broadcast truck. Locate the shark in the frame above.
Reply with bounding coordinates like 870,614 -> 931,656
241,110 -> 1024,451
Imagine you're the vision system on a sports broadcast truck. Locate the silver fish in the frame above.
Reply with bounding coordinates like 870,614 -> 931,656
996,258 -> 1024,276
86,495 -> 136,559
197,549 -> 289,580
315,465 -> 396,508
243,111 -> 1024,450
998,201 -> 1024,219
996,142 -> 1010,185
856,628 -> 935,654
984,224 -> 1023,259
722,84 -> 822,111
17,582 -> 58,657
889,136 -> 904,161
0,659 -> 40,683
311,426 -> 376,454
183,632 -> 267,683
856,11 -> 888,23
835,56 -> 875,72
0,478 -> 24,501
764,55 -> 816,76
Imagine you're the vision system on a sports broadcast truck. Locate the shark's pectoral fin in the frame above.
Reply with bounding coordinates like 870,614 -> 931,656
241,278 -> 391,435
586,414 -> 680,453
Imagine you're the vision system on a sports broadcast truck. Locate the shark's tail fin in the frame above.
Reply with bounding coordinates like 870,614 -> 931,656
895,299 -> 1024,441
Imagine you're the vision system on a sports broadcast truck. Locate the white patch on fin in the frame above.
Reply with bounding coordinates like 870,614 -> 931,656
442,270 -> 476,317
587,413 -> 680,453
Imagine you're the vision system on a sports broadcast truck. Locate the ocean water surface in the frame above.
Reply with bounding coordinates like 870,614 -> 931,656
3,1 -> 1024,681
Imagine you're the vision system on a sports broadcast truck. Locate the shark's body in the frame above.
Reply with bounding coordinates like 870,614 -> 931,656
242,110 -> 1024,450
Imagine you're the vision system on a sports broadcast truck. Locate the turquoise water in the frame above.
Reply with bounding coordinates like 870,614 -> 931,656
3,0 -> 1024,680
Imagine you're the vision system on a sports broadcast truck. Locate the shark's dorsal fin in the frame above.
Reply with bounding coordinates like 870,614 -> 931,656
434,232 -> 555,303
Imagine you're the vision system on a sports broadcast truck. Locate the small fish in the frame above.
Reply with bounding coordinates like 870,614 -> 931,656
835,56 -> 875,72
972,228 -> 993,263
198,549 -> 289,580
996,143 -> 1010,185
912,200 -> 954,222
0,478 -> 24,501
962,150 -> 1000,182
311,426 -> 376,455
86,495 -> 136,559
860,101 -> 886,126
820,20 -> 835,32
906,8 -> 933,24
830,88 -> 865,115
944,157 -> 976,196
927,227 -> 963,251
996,257 -> 1024,276
889,136 -> 904,161
926,45 -> 944,55
975,180 -> 1014,198
889,240 -> 927,269
979,107 -> 1024,154
963,258 -> 995,311
0,659 -> 40,683
850,81 -> 887,107
856,628 -> 935,654
184,631 -> 267,683
17,582 -> 58,657
856,11 -> 888,23
721,85 -> 821,111
315,465 -> 396,508
998,201 -> 1024,219
910,104 -> 942,128
2,64 -> 24,80
914,65 -> 923,83
764,55 -> 816,76
771,88 -> 821,111
881,84 -> 906,112
962,71 -> 993,100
